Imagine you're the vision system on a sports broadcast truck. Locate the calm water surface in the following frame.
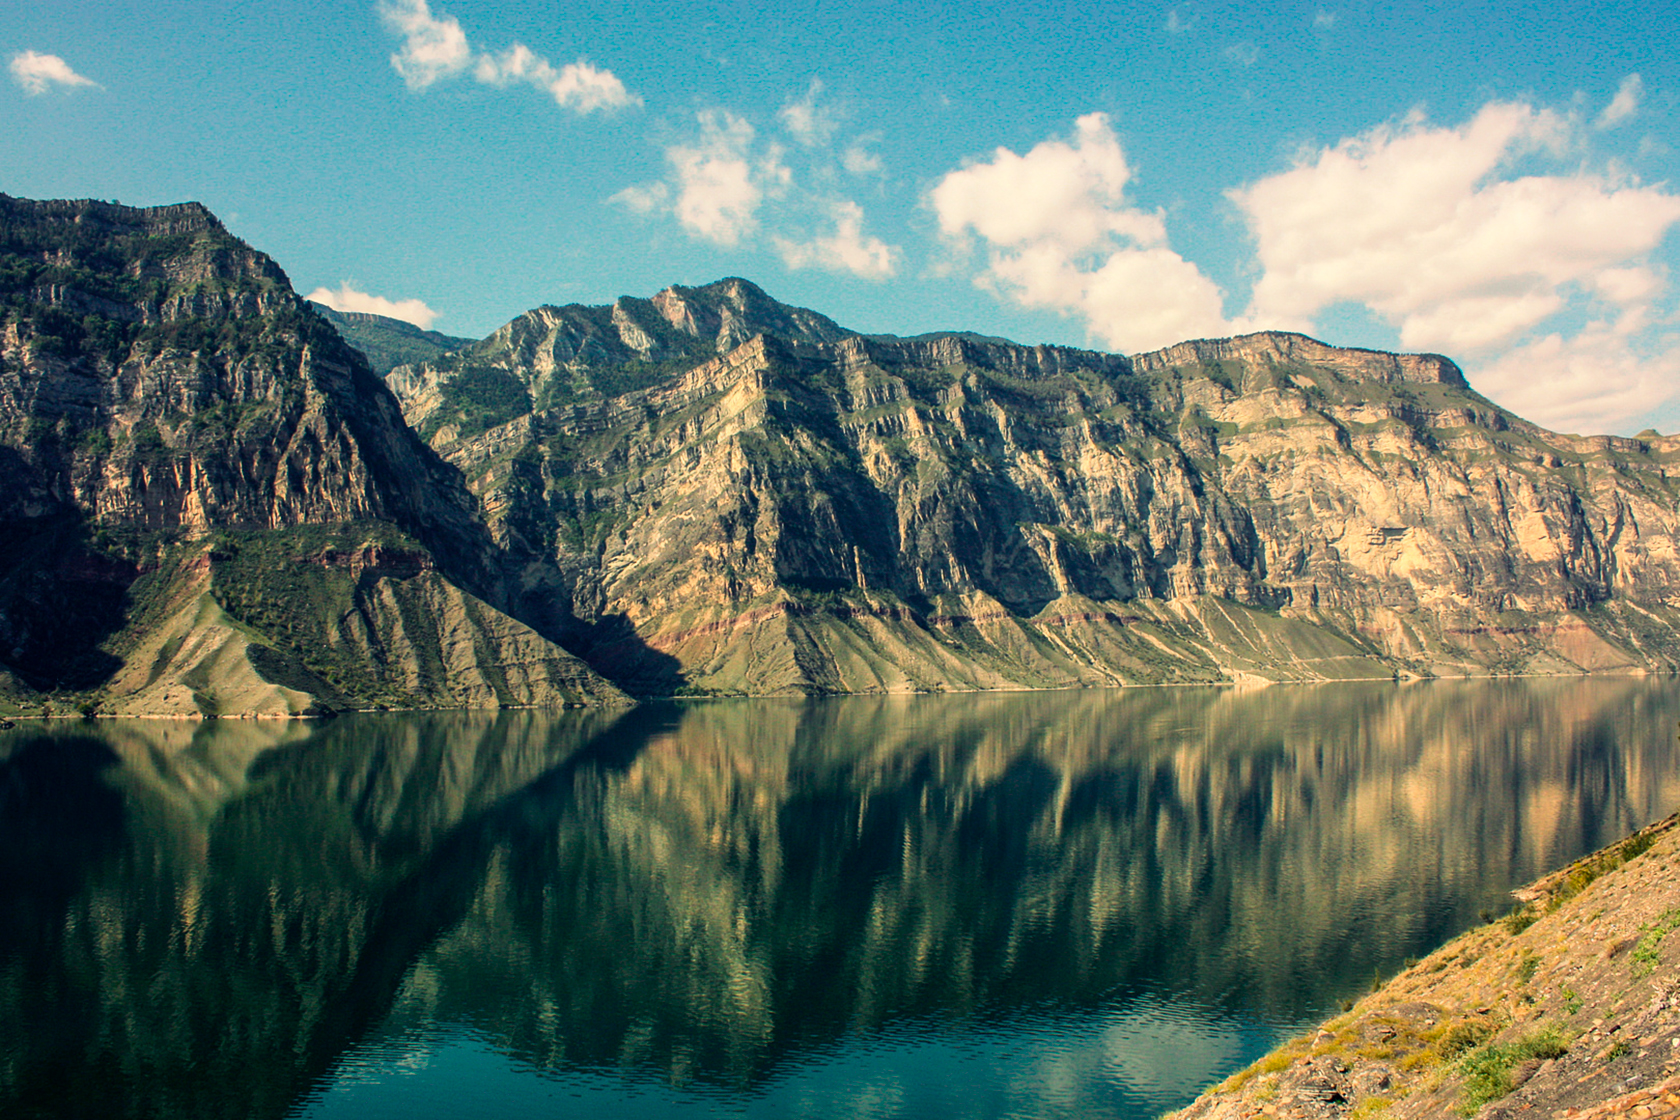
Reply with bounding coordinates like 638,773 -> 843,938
2,679 -> 1679,1119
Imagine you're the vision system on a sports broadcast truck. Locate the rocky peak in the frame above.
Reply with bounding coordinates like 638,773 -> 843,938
0,194 -> 295,329
0,195 -> 485,541
0,194 -> 628,712
650,277 -> 851,352
0,194 -> 223,239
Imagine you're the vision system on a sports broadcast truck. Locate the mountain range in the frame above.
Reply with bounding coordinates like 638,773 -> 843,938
3,194 -> 1677,716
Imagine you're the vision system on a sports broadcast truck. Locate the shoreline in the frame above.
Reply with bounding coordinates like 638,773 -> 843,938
1166,811 -> 1680,1119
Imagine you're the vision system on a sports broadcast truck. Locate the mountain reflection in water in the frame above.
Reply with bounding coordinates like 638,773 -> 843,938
1,679 -> 1678,1120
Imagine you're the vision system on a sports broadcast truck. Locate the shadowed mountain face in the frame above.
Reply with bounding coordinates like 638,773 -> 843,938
387,279 -> 1680,696
0,196 -> 624,713
308,304 -> 473,377
2,680 -> 1677,1118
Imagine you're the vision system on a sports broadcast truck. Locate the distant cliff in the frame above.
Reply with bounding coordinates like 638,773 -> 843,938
387,277 -> 1680,696
3,195 -> 1679,714
309,303 -> 472,375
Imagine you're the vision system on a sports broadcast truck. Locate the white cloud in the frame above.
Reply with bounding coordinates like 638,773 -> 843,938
377,0 -> 637,112
377,0 -> 470,89
779,79 -> 838,148
775,201 -> 898,279
1468,316 -> 1680,434
1598,73 -> 1642,129
1593,265 -> 1660,307
670,111 -> 779,245
308,284 -> 440,330
931,113 -> 1233,352
622,110 -> 790,246
1313,10 -> 1338,28
9,50 -> 99,95
607,181 -> 668,214
842,138 -> 884,176
1232,101 -> 1680,354
473,44 -> 635,112
613,106 -> 899,277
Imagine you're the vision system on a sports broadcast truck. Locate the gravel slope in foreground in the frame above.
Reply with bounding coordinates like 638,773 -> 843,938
1167,812 -> 1680,1120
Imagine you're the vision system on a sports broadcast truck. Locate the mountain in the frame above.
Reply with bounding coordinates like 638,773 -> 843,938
4,194 -> 1679,715
309,303 -> 473,375
387,278 -> 1680,695
0,195 -> 626,715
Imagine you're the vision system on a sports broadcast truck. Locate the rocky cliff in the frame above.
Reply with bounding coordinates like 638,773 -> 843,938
5,194 -> 1678,712
0,195 -> 625,714
387,278 -> 1680,695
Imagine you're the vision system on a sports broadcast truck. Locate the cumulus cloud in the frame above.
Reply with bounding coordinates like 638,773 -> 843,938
612,110 -> 789,246
473,45 -> 634,112
779,79 -> 838,148
1598,73 -> 1643,129
376,0 -> 637,112
1232,101 -> 1680,354
377,0 -> 470,88
612,101 -> 902,280
842,138 -> 884,176
307,284 -> 440,330
1224,99 -> 1680,431
1468,318 -> 1680,434
931,113 -> 1232,352
775,201 -> 898,279
670,111 -> 787,246
9,50 -> 99,95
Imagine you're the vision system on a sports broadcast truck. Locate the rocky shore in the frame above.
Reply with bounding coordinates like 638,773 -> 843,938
1167,813 -> 1680,1119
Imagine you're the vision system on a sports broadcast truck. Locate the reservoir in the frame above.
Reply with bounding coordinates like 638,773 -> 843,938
2,678 -> 1678,1118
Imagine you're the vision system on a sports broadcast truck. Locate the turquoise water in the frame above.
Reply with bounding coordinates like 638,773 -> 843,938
2,679 -> 1678,1118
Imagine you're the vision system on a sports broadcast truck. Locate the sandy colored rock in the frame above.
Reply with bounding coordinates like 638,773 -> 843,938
1167,814 -> 1680,1120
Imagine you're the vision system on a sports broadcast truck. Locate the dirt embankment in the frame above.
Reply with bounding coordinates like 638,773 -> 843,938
1167,813 -> 1680,1120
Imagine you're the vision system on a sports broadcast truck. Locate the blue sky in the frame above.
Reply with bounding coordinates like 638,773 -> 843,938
3,1 -> 1678,434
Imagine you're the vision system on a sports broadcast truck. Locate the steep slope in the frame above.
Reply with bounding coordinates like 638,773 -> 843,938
1169,812 -> 1680,1120
0,195 -> 624,713
387,282 -> 1680,695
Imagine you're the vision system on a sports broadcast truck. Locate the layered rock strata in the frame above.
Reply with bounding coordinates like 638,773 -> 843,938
388,279 -> 1680,695
0,195 -> 625,713
6,193 -> 1679,710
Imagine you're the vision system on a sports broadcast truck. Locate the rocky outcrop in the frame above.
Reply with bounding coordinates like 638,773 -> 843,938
388,280 -> 1680,695
0,194 -> 625,713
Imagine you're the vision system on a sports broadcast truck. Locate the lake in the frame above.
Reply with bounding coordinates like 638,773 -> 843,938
2,678 -> 1678,1119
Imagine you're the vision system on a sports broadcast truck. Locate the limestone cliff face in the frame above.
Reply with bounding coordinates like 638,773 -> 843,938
390,281 -> 1680,694
0,195 -> 624,712
6,193 -> 1677,706
0,195 -> 473,538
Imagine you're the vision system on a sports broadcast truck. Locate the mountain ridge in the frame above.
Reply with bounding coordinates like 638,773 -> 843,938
308,302 -> 474,375
4,195 -> 1679,714
383,271 -> 1680,697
